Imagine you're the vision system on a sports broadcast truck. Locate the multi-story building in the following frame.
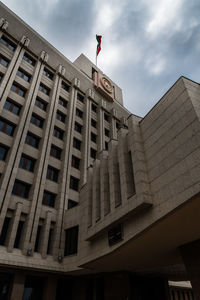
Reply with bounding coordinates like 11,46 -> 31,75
0,2 -> 200,300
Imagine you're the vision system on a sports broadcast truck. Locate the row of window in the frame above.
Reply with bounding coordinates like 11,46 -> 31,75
11,175 -> 80,201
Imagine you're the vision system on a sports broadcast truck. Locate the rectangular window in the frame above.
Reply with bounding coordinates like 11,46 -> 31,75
25,132 -> 40,148
30,114 -> 44,128
68,199 -> 78,209
46,166 -> 59,182
35,97 -> 47,111
19,154 -> 35,172
74,122 -> 82,134
108,224 -> 123,246
70,176 -> 79,191
11,83 -> 26,97
16,68 -> 31,82
77,93 -> 84,103
0,144 -> 9,161
0,118 -> 15,136
91,119 -> 97,128
50,144 -> 62,159
34,225 -> 42,252
39,83 -> 50,95
47,227 -> 54,255
0,73 -> 3,82
71,155 -> 80,170
23,53 -> 35,66
56,110 -> 66,123
105,128 -> 110,137
12,180 -> 31,199
92,103 -> 97,112
4,98 -> 21,116
90,148 -> 97,159
0,55 -> 9,67
0,35 -> 16,51
64,226 -> 79,256
76,108 -> 83,119
61,81 -> 70,92
0,217 -> 11,246
91,132 -> 97,143
43,68 -> 53,80
105,141 -> 108,151
14,220 -> 24,249
42,191 -> 56,207
58,96 -> 67,108
53,126 -> 64,140
116,122 -> 120,129
73,137 -> 81,150
104,113 -> 109,122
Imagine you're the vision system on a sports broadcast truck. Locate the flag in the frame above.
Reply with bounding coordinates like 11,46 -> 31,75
96,35 -> 102,56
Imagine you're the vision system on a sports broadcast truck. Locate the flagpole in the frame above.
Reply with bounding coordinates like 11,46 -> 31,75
96,53 -> 97,66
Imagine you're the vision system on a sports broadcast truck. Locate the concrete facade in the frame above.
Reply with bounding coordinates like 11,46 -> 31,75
0,2 -> 200,300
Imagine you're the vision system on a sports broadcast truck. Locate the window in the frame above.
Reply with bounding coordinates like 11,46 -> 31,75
64,226 -> 79,256
34,225 -> 42,252
58,96 -> 67,108
0,145 -> 9,161
71,155 -> 80,169
19,155 -> 35,172
16,69 -> 31,82
105,128 -> 110,137
108,224 -> 123,246
23,53 -> 35,66
50,145 -> 62,159
104,113 -> 109,122
43,68 -> 53,80
56,110 -> 66,123
0,217 -> 11,245
73,137 -> 81,150
30,114 -> 44,128
61,81 -> 70,92
46,166 -> 59,182
0,35 -> 16,51
116,122 -> 120,129
47,227 -> 54,255
0,119 -> 15,136
25,132 -> 40,148
53,127 -> 64,140
105,141 -> 108,151
74,122 -> 82,133
70,176 -> 79,191
12,180 -> 31,199
91,132 -> 97,143
0,56 -> 9,67
14,220 -> 24,249
0,73 -> 3,82
35,97 -> 47,111
42,191 -> 56,207
68,199 -> 78,209
91,119 -> 97,128
77,93 -> 84,103
76,108 -> 83,119
4,99 -> 21,115
11,83 -> 26,97
92,103 -> 97,112
90,148 -> 97,159
39,83 -> 50,95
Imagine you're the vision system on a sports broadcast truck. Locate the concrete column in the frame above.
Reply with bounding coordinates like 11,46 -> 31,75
7,201 -> 22,252
81,93 -> 90,185
92,159 -> 100,223
87,166 -> 93,227
97,105 -> 104,152
99,151 -> 110,217
180,239 -> 200,300
10,272 -> 25,300
43,276 -> 57,300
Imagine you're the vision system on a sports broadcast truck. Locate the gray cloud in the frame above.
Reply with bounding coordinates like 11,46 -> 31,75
2,0 -> 200,116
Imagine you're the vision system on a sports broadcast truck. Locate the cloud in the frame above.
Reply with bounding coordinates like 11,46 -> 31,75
2,0 -> 200,116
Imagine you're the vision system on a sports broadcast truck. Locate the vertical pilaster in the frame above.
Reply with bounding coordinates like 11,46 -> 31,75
99,151 -> 110,217
7,202 -> 22,252
10,272 -> 25,300
40,211 -> 52,258
92,159 -> 100,223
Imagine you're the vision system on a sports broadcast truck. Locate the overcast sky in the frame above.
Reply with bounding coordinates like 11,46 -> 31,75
1,0 -> 200,116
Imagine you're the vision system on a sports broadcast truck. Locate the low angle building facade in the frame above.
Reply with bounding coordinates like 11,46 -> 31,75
0,2 -> 200,300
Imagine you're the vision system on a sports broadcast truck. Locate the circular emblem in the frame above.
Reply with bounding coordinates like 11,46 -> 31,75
101,77 -> 113,94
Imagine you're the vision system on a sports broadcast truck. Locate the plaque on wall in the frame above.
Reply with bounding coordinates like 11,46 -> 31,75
93,71 -> 114,102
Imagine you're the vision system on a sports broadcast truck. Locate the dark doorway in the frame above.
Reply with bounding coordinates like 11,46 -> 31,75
0,272 -> 12,300
22,276 -> 44,300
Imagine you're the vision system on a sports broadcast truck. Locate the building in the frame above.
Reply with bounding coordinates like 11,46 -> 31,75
0,2 -> 200,300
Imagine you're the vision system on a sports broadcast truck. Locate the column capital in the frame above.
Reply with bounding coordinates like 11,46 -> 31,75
0,18 -> 9,30
20,35 -> 30,47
